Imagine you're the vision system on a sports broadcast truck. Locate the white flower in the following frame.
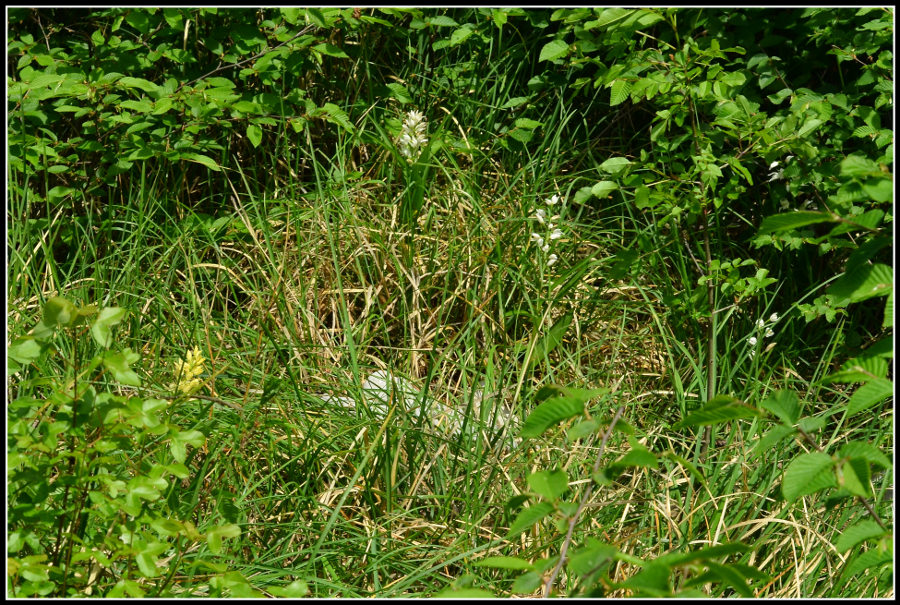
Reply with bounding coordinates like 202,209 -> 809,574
531,232 -> 543,243
769,161 -> 780,170
748,336 -> 758,346
769,312 -> 779,323
535,209 -> 546,224
546,194 -> 560,205
779,199 -> 790,210
549,228 -> 563,240
396,109 -> 428,161
765,328 -> 775,338
541,243 -> 550,253
547,254 -> 558,267
749,349 -> 756,358
756,318 -> 766,329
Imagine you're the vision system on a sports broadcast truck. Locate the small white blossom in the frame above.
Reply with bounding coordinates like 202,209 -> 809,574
765,328 -> 775,338
749,349 -> 756,358
769,313 -> 779,323
769,161 -> 780,170
542,243 -> 550,253
547,253 -> 558,267
546,194 -> 560,205
756,318 -> 766,329
549,228 -> 563,240
535,209 -> 546,224
748,336 -> 758,346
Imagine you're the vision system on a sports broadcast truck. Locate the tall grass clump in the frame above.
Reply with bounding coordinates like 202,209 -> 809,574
8,7 -> 892,598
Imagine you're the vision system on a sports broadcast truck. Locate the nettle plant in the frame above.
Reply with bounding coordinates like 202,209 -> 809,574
7,296 -> 306,598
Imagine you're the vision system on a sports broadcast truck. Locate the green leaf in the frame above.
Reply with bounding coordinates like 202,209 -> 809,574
782,452 -> 836,501
823,356 -> 888,383
591,181 -> 619,198
702,561 -> 755,598
90,306 -> 127,348
102,348 -> 142,387
599,157 -> 632,174
846,378 -> 893,416
610,79 -> 632,106
840,154 -> 880,177
507,502 -> 555,538
511,571 -> 543,594
268,579 -> 310,598
829,263 -> 892,304
759,389 -> 800,426
672,395 -> 759,429
206,523 -> 241,555
838,441 -> 891,469
246,123 -> 262,148
527,468 -> 569,501
449,24 -> 475,46
520,387 -> 605,438
568,539 -> 618,576
539,39 -> 569,62
312,43 -> 349,58
757,211 -> 836,234
839,458 -> 871,498
835,520 -> 890,553
883,290 -> 893,328
841,542 -> 893,582
501,96 -> 530,109
320,102 -> 355,133
8,337 -> 44,367
514,117 -> 543,129
567,419 -> 600,442
177,152 -> 222,172
751,424 -> 794,459
118,76 -> 159,94
474,556 -> 534,571
427,15 -> 459,27
622,561 -> 671,596
386,83 -> 412,104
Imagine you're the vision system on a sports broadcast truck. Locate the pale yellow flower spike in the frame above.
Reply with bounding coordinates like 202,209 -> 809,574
170,346 -> 206,396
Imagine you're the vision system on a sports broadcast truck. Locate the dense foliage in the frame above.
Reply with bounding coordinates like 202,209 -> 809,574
7,7 -> 893,597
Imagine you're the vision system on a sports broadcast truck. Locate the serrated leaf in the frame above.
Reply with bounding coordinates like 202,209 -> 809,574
520,386 -> 605,438
838,441 -> 892,469
177,152 -> 221,172
883,290 -> 893,328
847,378 -> 893,416
758,211 -> 836,234
320,102 -> 355,133
527,469 -> 569,500
839,458 -> 871,497
507,502 -> 555,538
782,452 -> 836,501
615,447 -> 658,469
246,123 -> 262,148
841,545 -> 893,582
759,389 -> 800,426
449,24 -> 475,46
567,419 -> 600,441
539,39 -> 570,62
514,118 -> 543,129
829,263 -> 892,304
501,96 -> 530,109
427,15 -> 459,27
386,83 -> 412,104
312,43 -> 349,58
568,539 -> 618,576
823,356 -> 888,383
672,395 -> 759,429
835,520 -> 889,553
610,79 -> 632,106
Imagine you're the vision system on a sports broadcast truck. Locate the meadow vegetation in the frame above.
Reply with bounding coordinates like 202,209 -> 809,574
7,7 -> 894,597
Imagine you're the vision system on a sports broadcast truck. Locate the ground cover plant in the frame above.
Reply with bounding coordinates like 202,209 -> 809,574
7,7 -> 893,598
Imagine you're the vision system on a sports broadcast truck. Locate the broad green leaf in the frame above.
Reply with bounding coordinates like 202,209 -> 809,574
840,154 -> 880,177
511,571 -> 543,594
568,539 -> 618,576
614,446 -> 658,470
520,387 -> 605,438
847,378 -> 893,416
102,349 -> 142,387
427,15 -> 459,27
591,181 -> 618,198
838,441 -> 891,469
750,424 -> 794,459
449,24 -> 475,46
118,76 -> 159,93
320,102 -> 355,133
599,157 -> 632,174
177,152 -> 222,172
883,290 -> 892,328
567,419 -> 600,441
268,580 -> 310,598
759,389 -> 800,426
91,306 -> 126,348
610,79 -> 632,106
539,39 -> 569,62
312,43 -> 349,58
474,556 -> 534,571
841,541 -> 893,582
507,502 -> 554,538
621,561 -> 671,596
823,356 -> 888,383
386,83 -> 412,104
8,337 -> 44,366
514,118 -> 543,129
835,520 -> 890,553
758,211 -> 835,234
839,458 -> 871,497
829,263 -> 892,304
246,123 -> 262,148
501,96 -> 530,109
656,543 -> 749,567
782,452 -> 836,501
672,395 -> 759,429
702,561 -> 755,598
527,468 -> 569,501
207,523 -> 241,555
